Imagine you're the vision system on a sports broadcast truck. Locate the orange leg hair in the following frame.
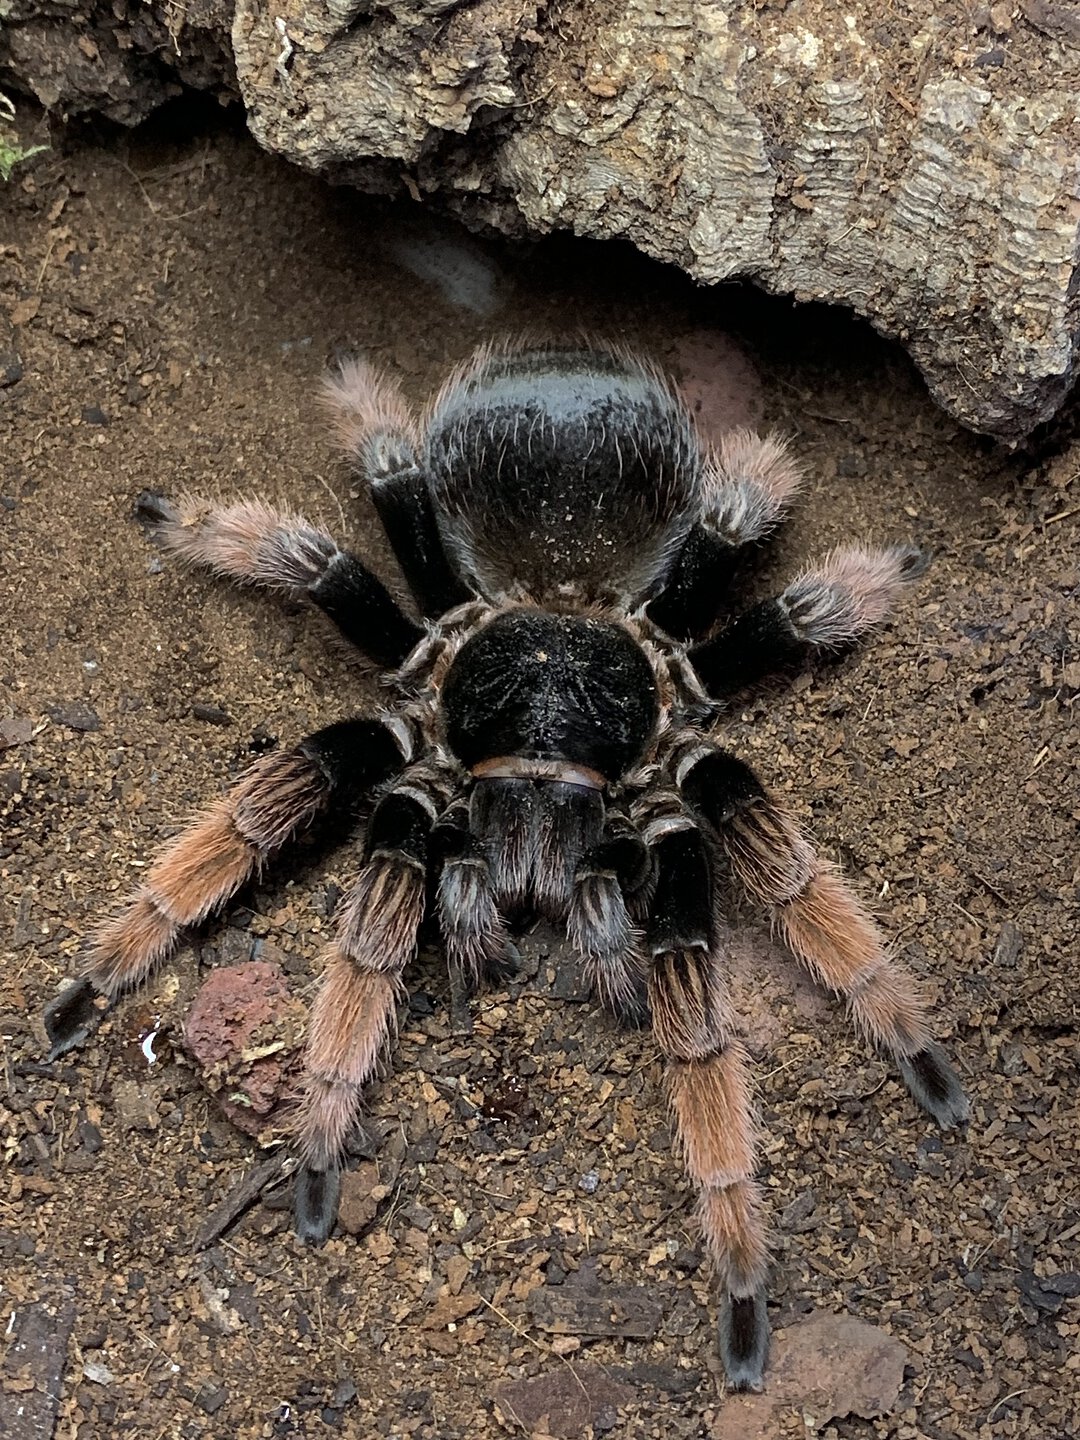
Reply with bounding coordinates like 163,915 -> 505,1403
641,819 -> 770,1390
43,747 -> 331,1059
650,944 -> 769,1389
43,718 -> 409,1060
687,749 -> 968,1127
292,776 -> 444,1242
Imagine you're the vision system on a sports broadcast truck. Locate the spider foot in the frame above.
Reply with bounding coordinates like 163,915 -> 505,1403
483,939 -> 522,987
719,1288 -> 770,1392
899,1043 -> 969,1129
294,1165 -> 341,1245
608,984 -> 650,1031
44,978 -> 109,1060
134,490 -> 178,527
448,968 -> 477,1037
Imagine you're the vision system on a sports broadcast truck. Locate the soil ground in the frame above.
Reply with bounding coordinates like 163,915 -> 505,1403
1,107 -> 1078,1440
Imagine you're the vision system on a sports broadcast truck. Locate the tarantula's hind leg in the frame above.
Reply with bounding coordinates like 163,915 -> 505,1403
294,770 -> 448,1243
646,822 -> 769,1390
681,747 -> 968,1129
140,491 -> 424,668
688,544 -> 927,697
321,359 -> 472,618
648,429 -> 803,642
43,719 -> 408,1061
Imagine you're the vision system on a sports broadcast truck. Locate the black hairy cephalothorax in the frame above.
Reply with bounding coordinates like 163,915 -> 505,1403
44,342 -> 968,1391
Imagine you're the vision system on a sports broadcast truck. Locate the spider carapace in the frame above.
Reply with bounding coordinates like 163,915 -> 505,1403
44,343 -> 967,1390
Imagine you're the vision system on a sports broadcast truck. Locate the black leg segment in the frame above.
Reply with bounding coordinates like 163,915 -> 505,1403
299,716 -> 411,807
678,746 -> 766,830
646,826 -> 714,953
294,1163 -> 342,1246
309,554 -> 425,668
898,1042 -> 970,1129
44,977 -> 109,1061
371,470 -> 474,619
646,526 -> 740,641
688,598 -> 805,697
719,1290 -> 770,1392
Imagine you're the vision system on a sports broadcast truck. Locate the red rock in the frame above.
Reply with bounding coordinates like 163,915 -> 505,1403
183,959 -> 307,1135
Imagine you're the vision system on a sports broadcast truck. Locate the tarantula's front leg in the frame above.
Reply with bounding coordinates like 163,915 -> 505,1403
44,720 -> 408,1060
294,767 -> 449,1242
680,747 -> 968,1127
139,492 -> 424,668
687,544 -> 926,696
648,429 -> 802,641
645,821 -> 769,1390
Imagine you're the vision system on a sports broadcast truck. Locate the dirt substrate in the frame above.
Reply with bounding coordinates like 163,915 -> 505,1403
1,108 -> 1078,1440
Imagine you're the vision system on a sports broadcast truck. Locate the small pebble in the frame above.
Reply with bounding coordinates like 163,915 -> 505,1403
192,702 -> 231,725
0,352 -> 24,387
0,717 -> 34,749
195,1383 -> 229,1415
45,702 -> 101,732
78,1120 -> 103,1154
328,1378 -> 358,1411
578,1171 -> 600,1194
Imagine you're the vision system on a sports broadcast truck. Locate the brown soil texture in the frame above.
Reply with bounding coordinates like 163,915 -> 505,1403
2,110 -> 1078,1440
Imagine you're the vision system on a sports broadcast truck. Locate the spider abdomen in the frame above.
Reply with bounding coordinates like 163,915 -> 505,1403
441,610 -> 658,782
426,347 -> 700,605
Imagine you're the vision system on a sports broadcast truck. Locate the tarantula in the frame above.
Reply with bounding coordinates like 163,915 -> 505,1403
44,342 -> 967,1390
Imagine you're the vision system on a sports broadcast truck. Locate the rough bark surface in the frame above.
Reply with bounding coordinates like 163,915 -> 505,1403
3,0 -> 1079,441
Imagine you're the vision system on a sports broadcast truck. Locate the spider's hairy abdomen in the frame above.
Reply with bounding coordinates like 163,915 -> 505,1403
425,345 -> 701,605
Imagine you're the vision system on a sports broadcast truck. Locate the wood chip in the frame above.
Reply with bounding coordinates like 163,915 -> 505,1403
527,1284 -> 663,1339
193,1151 -> 290,1250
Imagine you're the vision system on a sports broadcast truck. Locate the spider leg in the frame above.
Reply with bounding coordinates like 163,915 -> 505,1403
568,812 -> 651,1028
679,746 -> 968,1127
433,798 -> 514,1005
648,429 -> 803,641
320,358 -> 473,618
43,719 -> 409,1060
687,543 -> 927,697
139,491 -> 424,668
293,765 -> 450,1242
643,818 -> 769,1391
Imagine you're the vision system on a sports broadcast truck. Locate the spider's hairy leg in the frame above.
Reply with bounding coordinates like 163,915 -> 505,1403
687,543 -> 927,696
294,768 -> 447,1243
320,358 -> 472,617
568,813 -> 651,1028
648,428 -> 803,641
433,798 -> 515,1010
138,491 -> 424,668
645,822 -> 769,1391
681,747 -> 968,1127
43,720 -> 409,1061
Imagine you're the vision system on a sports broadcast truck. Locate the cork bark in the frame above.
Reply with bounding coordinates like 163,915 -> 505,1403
4,0 -> 1078,441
